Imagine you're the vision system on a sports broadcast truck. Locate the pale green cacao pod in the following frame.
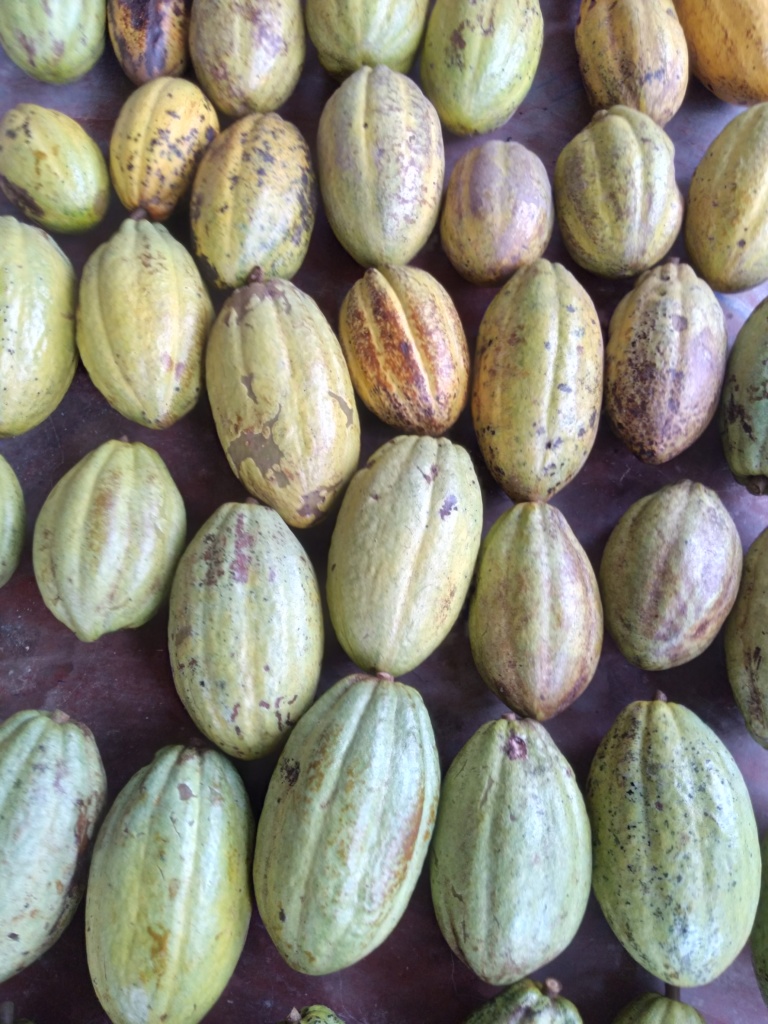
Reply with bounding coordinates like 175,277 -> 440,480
0,216 -> 77,438
0,455 -> 24,588
0,0 -> 105,83
77,218 -> 214,429
611,994 -> 706,1024
253,672 -> 441,974
751,830 -> 768,1007
0,709 -> 106,983
32,439 -> 187,641
587,696 -> 761,986
725,526 -> 768,747
720,295 -> 768,494
430,715 -> 592,985
465,979 -> 583,1024
327,434 -> 483,676
86,744 -> 254,1024
168,502 -> 324,760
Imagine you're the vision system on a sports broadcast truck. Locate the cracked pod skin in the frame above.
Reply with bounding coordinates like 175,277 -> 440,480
206,278 -> 360,529
0,454 -> 24,588
587,697 -> 761,987
0,709 -> 106,984
107,0 -> 191,85
611,994 -> 706,1024
720,295 -> 768,493
85,745 -> 254,1024
464,979 -> 583,1024
430,715 -> 592,986
168,502 -> 324,760
0,0 -> 105,83
253,672 -> 440,975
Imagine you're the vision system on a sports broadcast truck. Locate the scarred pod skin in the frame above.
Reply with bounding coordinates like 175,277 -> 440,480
611,994 -> 706,1024
168,502 -> 324,760
338,264 -> 470,435
725,526 -> 768,747
86,745 -> 254,1024
110,76 -> 218,220
599,479 -> 742,670
0,455 -> 24,588
420,0 -> 544,136
587,696 -> 761,986
0,217 -> 77,438
720,296 -> 768,492
469,502 -> 603,720
465,979 -> 583,1024
326,434 -> 483,676
317,64 -> 444,267
190,113 -> 317,290
107,0 -> 192,84
0,709 -> 106,983
430,715 -> 592,986
205,278 -> 360,529
32,439 -> 187,641
554,106 -> 683,278
253,672 -> 441,975
0,0 -> 105,83
472,259 -> 603,502
76,217 -> 214,429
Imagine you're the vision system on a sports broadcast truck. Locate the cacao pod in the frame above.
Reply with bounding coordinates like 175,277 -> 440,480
611,994 -> 706,1024
107,0 -> 191,84
464,979 -> 583,1024
720,294 -> 768,492
0,455 -> 24,588
751,830 -> 768,1008
0,0 -> 105,83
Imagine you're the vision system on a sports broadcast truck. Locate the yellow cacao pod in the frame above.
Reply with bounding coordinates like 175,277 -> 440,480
107,0 -> 191,84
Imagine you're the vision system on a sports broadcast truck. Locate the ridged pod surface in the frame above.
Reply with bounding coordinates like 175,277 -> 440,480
599,479 -> 742,670
86,745 -> 254,1024
189,0 -> 304,117
253,672 -> 440,974
554,106 -> 683,277
205,278 -> 360,529
420,0 -> 544,136
587,697 -> 761,986
465,979 -> 583,1024
0,216 -> 76,438
110,76 -> 218,220
575,0 -> 688,126
190,113 -> 317,290
76,218 -> 214,429
686,104 -> 768,294
0,0 -> 105,83
720,296 -> 768,492
0,104 -> 109,233
472,259 -> 603,502
168,502 -> 324,760
605,261 -> 727,464
430,716 -> 592,985
32,439 -> 187,642
305,0 -> 429,78
0,709 -> 106,983
440,139 -> 553,286
611,994 -> 706,1024
752,831 -> 768,1008
0,455 -> 23,588
338,264 -> 469,435
469,502 -> 603,720
673,0 -> 768,105
725,526 -> 768,747
326,434 -> 483,676
107,0 -> 191,84
317,64 -> 444,267
285,1009 -> 346,1024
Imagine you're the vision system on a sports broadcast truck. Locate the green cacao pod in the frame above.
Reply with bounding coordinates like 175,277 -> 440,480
420,0 -> 544,136
0,103 -> 109,233
465,979 -> 583,1024
720,295 -> 768,492
0,709 -> 106,983
107,0 -> 191,84
205,278 -> 360,528
338,264 -> 470,435
0,455 -> 24,588
599,479 -> 742,670
0,0 -> 105,83
685,104 -> 768,294
317,64 -> 444,267
190,112 -> 317,289
430,714 -> 592,986
32,439 -> 187,642
575,0 -> 688,126
751,830 -> 768,1007
469,502 -> 603,720
283,1008 -> 345,1024
76,217 -> 214,429
110,76 -> 218,221
587,695 -> 761,986
604,260 -> 727,464
189,0 -> 304,117
0,216 -> 77,437
440,139 -> 554,286
168,502 -> 324,760
85,745 -> 254,1024
554,106 -> 683,277
327,434 -> 483,676
305,0 -> 429,78
472,258 -> 603,502
611,994 -> 706,1024
253,672 -> 440,975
